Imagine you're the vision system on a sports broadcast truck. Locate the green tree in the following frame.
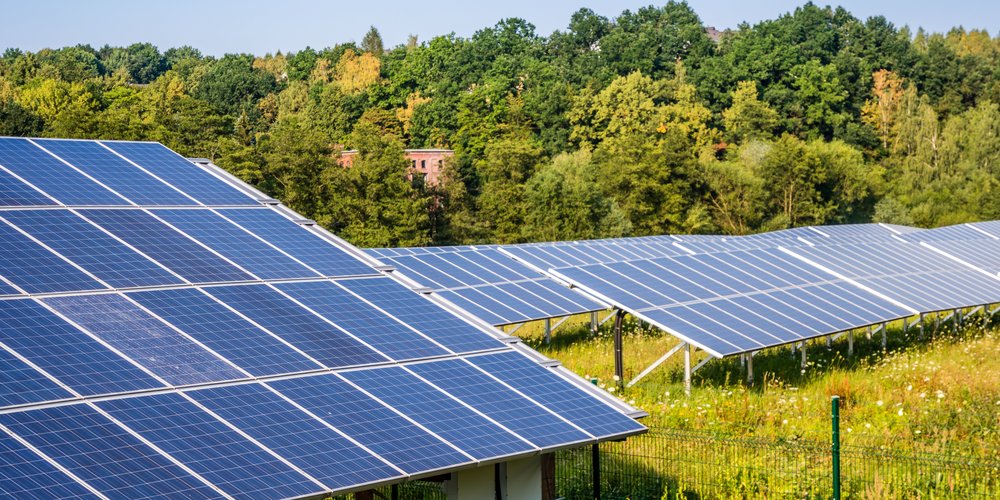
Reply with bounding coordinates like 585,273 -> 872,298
722,81 -> 779,142
362,26 -> 385,56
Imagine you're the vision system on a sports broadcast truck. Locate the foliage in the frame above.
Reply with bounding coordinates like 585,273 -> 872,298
0,3 -> 997,245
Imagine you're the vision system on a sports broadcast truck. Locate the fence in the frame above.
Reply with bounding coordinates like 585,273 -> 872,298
555,427 -> 1000,499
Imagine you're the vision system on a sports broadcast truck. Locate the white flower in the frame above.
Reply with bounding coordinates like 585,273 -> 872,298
897,408 -> 904,416
782,419 -> 788,425
865,423 -> 872,429
612,375 -> 620,381
607,387 -> 616,393
876,400 -> 884,407
915,429 -> 921,434
935,390 -> 945,399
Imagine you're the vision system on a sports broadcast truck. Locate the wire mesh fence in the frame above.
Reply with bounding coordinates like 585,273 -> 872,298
556,427 -> 1000,499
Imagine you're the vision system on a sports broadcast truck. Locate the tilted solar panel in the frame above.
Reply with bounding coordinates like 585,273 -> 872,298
0,138 -> 643,498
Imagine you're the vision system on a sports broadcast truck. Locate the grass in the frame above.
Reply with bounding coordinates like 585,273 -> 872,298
516,310 -> 1000,456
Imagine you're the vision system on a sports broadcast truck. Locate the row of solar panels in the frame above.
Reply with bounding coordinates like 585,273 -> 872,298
1,138 -> 646,498
0,137 -> 259,206
370,221 -> 1000,358
0,349 -> 643,499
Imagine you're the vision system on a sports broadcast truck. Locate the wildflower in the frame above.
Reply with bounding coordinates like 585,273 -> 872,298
906,385 -> 912,391
782,419 -> 788,425
865,423 -> 872,429
935,390 -> 944,399
897,408 -> 904,416
612,375 -> 620,381
876,400 -> 884,407
915,429 -> 921,434
607,387 -> 615,393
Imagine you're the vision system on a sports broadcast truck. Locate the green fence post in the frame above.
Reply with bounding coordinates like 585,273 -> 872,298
831,395 -> 841,500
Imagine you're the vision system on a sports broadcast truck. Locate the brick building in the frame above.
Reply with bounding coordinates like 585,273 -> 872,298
338,148 -> 454,186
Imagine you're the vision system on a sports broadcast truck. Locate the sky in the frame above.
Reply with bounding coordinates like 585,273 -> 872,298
3,0 -> 998,56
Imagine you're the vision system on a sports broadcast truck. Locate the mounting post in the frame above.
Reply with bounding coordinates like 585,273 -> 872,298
800,342 -> 807,369
832,396 -> 842,500
903,316 -> 908,332
919,313 -> 925,339
613,310 -> 625,392
544,318 -> 552,345
684,343 -> 692,397
848,330 -> 854,357
590,311 -> 598,334
881,322 -> 887,351
746,351 -> 754,385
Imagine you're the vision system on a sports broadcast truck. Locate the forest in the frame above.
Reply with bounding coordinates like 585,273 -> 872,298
1,2 -> 998,247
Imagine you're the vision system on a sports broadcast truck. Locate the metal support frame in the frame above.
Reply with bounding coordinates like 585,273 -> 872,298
544,318 -> 551,344
848,330 -> 854,357
902,316 -> 909,332
684,343 -> 692,397
627,341 -> 687,388
991,304 -> 1000,317
800,342 -> 807,369
599,310 -> 617,326
613,310 -> 625,392
746,351 -> 755,385
881,322 -> 887,351
508,323 -> 525,335
866,325 -> 872,340
590,311 -> 599,334
591,443 -> 601,500
919,313 -> 925,338
690,354 -> 713,374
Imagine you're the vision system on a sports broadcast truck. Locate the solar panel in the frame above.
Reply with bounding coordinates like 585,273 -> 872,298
79,209 -> 253,284
0,138 -> 127,206
0,430 -> 97,499
338,277 -> 506,353
341,366 -> 537,460
98,393 -> 325,499
0,220 -> 106,294
127,288 -> 322,377
0,299 -> 164,397
275,280 -> 450,361
186,383 -> 404,490
365,246 -> 604,326
153,209 -> 321,280
268,374 -> 473,474
202,284 -> 390,368
43,294 -> 247,386
101,141 -> 257,206
0,403 -> 224,499
0,168 -> 55,206
218,209 -> 376,278
2,210 -> 184,289
0,139 -> 645,498
33,139 -> 196,206
408,359 -> 593,448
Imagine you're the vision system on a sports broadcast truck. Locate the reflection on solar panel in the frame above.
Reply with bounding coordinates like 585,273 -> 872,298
366,246 -> 604,325
0,139 -> 643,497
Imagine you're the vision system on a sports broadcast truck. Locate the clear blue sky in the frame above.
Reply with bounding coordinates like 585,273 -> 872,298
4,1 -> 997,56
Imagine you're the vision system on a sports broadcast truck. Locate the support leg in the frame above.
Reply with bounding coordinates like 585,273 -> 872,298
746,352 -> 754,385
544,318 -> 551,345
613,310 -> 624,392
684,344 -> 692,397
881,322 -> 887,351
866,325 -> 872,340
919,313 -> 925,339
848,330 -> 854,357
590,311 -> 598,335
800,342 -> 807,369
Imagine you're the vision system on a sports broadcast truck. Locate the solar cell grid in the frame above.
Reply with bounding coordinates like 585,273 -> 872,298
218,209 -> 376,278
2,210 -> 184,289
469,352 -> 646,439
339,278 -> 505,353
342,366 -> 537,459
0,299 -> 164,396
269,374 -> 473,474
0,220 -> 107,294
203,284 -> 389,368
408,359 -> 593,448
79,209 -> 253,284
187,383 -> 404,490
0,430 -> 97,499
33,139 -> 196,206
0,403 -> 224,499
0,168 -> 54,206
101,141 -> 256,206
154,209 -> 321,280
128,288 -> 322,377
99,393 -> 324,499
0,138 -> 127,206
43,294 -> 246,386
0,348 -> 74,408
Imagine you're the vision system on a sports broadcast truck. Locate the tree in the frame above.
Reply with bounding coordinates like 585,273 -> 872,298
861,69 -> 904,148
722,81 -> 779,142
362,26 -> 385,56
323,121 -> 430,247
523,148 -> 630,241
195,54 -> 278,115
334,50 -> 381,93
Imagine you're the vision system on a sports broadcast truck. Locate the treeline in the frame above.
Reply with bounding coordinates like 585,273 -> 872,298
1,2 -> 998,246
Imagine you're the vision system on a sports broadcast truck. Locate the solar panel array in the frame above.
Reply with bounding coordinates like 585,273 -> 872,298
374,221 -> 1000,360
0,138 -> 645,498
368,246 -> 604,325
